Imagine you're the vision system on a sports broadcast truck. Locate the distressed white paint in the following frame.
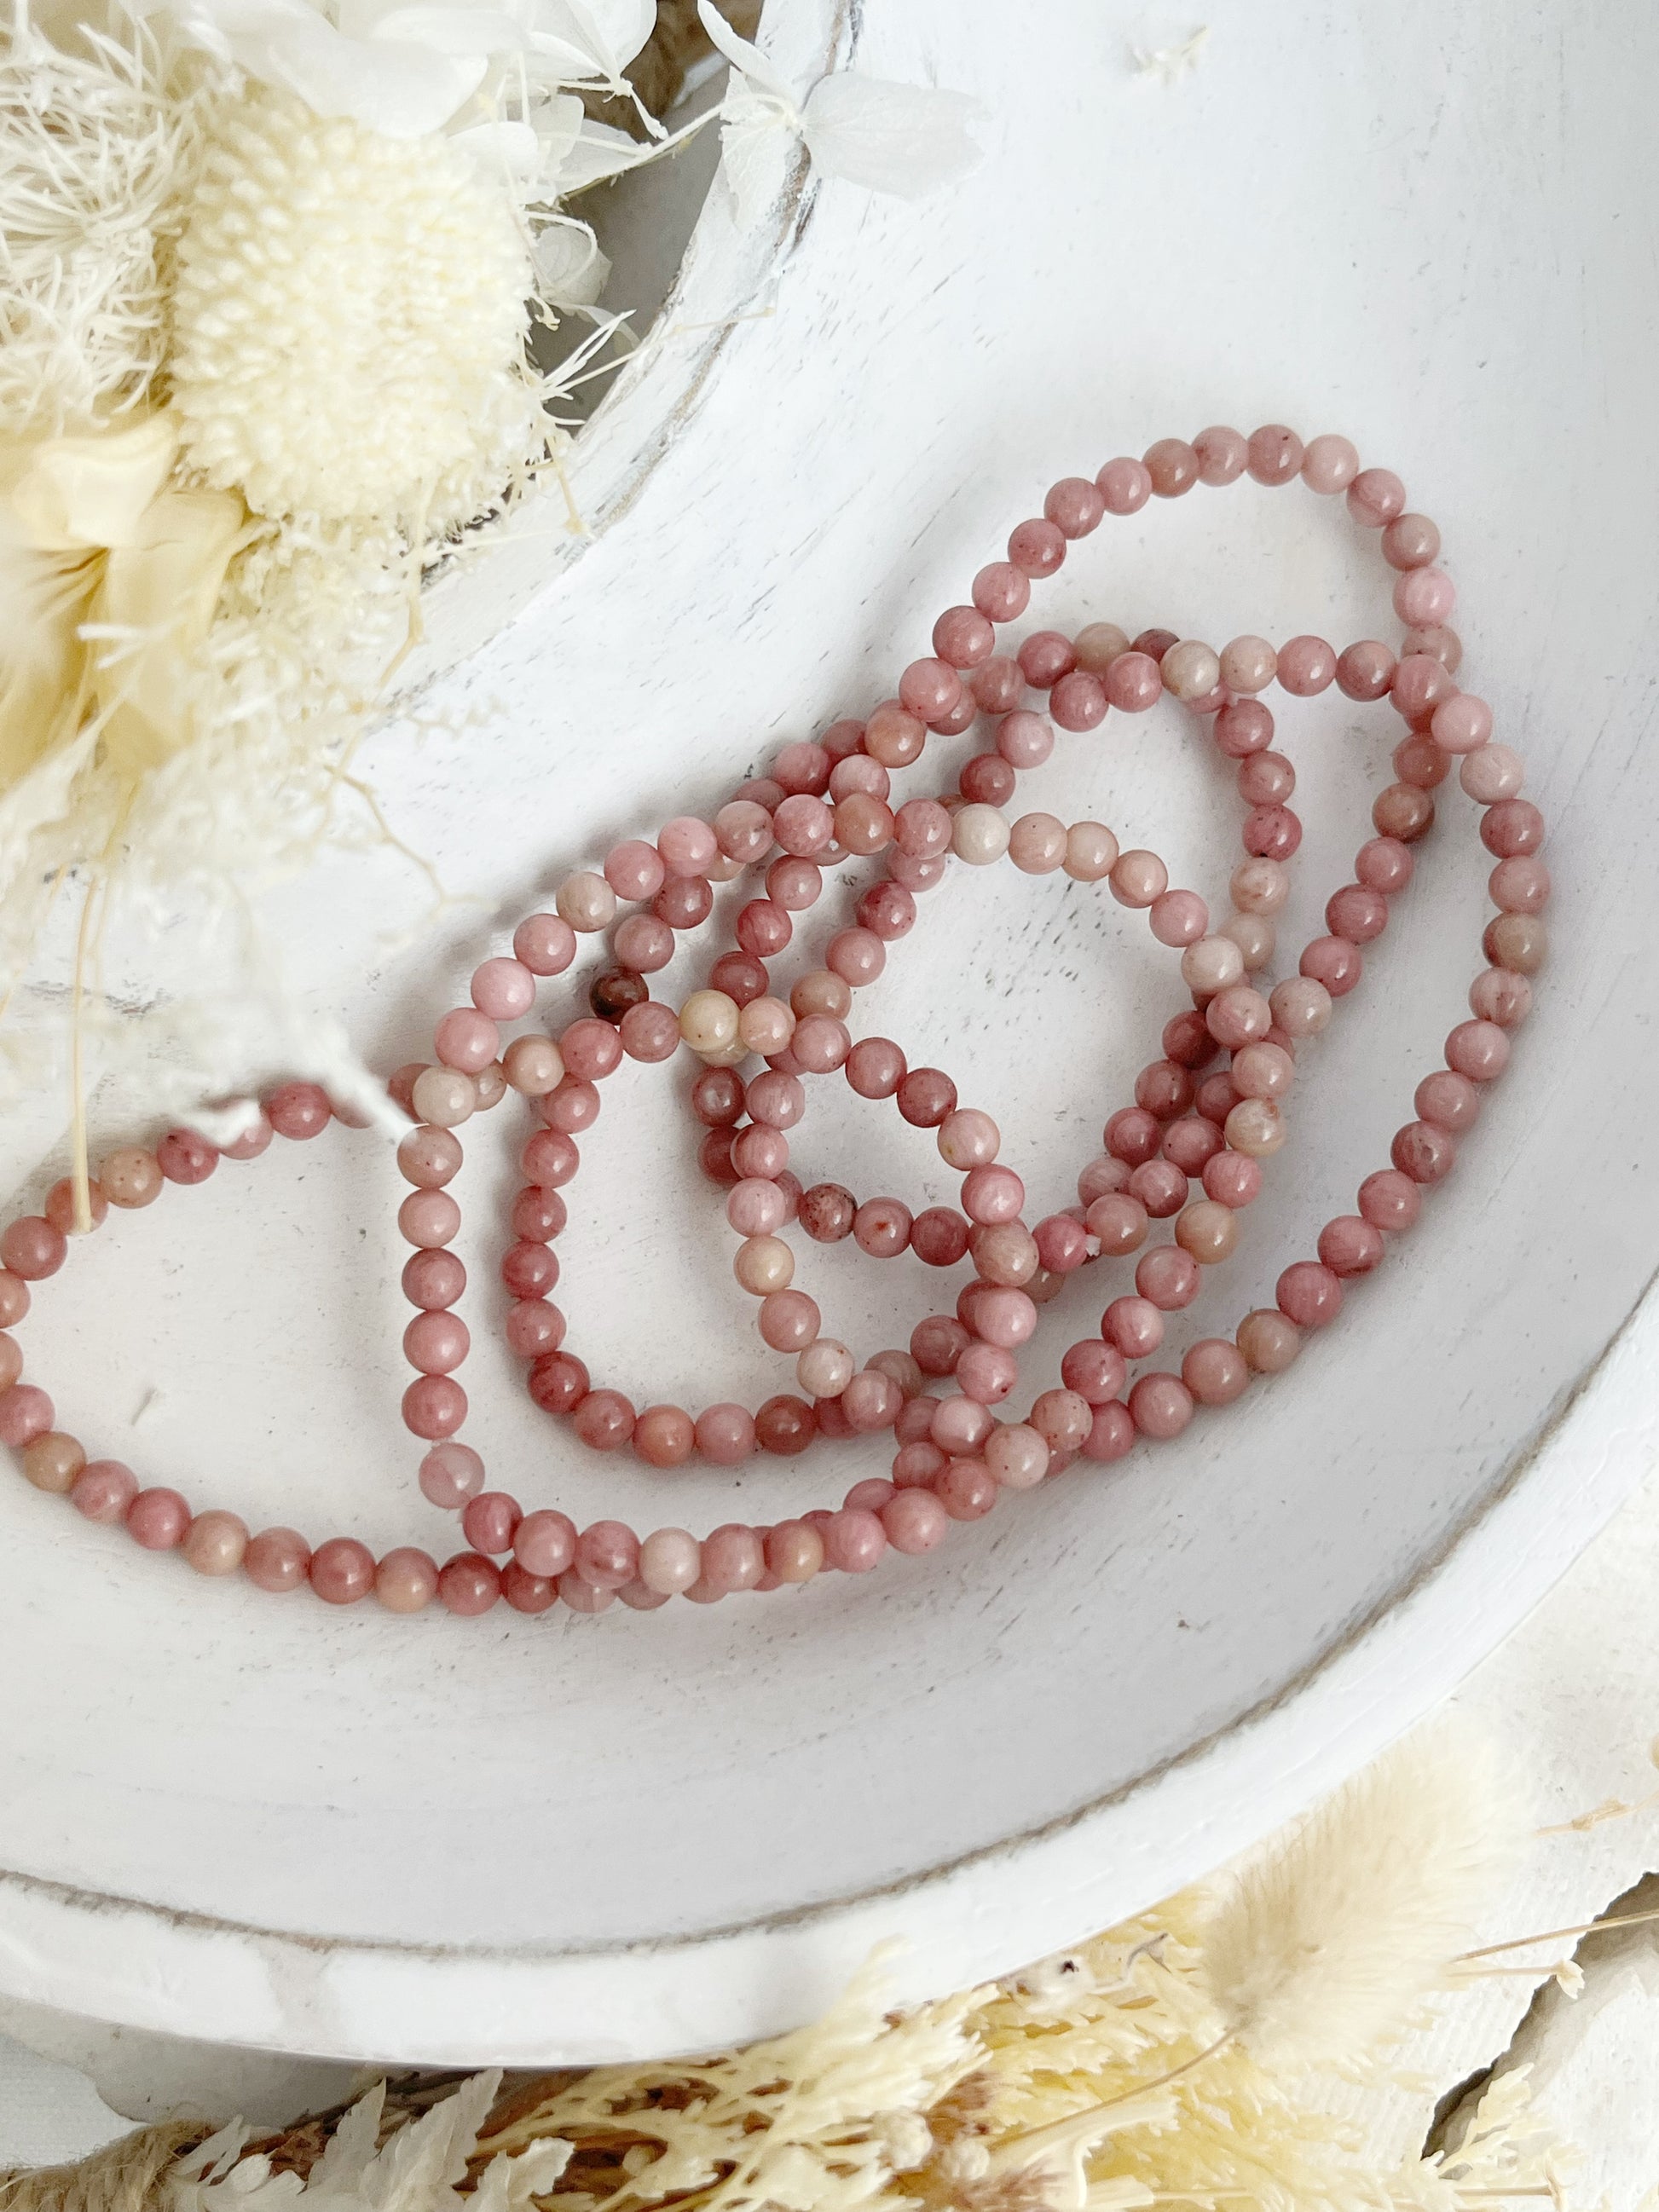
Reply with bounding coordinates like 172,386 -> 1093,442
0,0 -> 1655,2065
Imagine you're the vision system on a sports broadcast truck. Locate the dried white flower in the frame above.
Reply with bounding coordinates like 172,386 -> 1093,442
168,87 -> 534,522
1199,1728 -> 1525,2069
695,0 -> 982,228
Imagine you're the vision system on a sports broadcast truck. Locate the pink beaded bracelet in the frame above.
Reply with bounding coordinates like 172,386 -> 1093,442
0,426 -> 1547,1619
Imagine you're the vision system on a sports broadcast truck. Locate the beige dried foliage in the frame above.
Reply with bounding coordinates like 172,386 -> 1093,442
1199,1729 -> 1524,2071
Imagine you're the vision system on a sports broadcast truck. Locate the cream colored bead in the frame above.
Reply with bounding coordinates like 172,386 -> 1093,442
555,869 -> 616,932
412,1065 -> 474,1128
738,996 -> 795,1055
1175,1198 -> 1239,1264
951,802 -> 1010,865
1063,820 -> 1119,881
679,989 -> 741,1054
734,1234 -> 794,1296
1230,856 -> 1289,915
1269,975 -> 1334,1038
1072,621 -> 1131,673
1218,910 -> 1275,972
1218,634 -> 1277,694
1009,811 -> 1067,874
797,1338 -> 853,1397
503,1035 -> 564,1095
1224,1097 -> 1287,1158
1160,638 -> 1222,702
1180,935 -> 1246,998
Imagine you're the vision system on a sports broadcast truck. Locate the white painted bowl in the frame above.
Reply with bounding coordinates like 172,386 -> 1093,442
1,0 -> 1656,2065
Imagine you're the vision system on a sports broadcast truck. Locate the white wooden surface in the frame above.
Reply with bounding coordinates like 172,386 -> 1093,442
0,0 -> 1656,2065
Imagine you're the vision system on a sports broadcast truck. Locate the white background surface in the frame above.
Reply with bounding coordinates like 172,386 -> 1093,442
0,0 -> 1656,2066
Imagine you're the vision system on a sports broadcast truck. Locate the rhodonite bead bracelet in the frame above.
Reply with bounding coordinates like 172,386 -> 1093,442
0,426 -> 1548,1620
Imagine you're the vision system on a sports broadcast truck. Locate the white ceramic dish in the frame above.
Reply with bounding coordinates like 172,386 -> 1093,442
0,0 -> 1656,2064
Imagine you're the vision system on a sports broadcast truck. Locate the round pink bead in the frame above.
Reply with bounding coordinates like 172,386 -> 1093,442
406,1249 -> 466,1309
932,1394 -> 995,1452
1129,1372 -> 1194,1439
404,1308 -> 469,1374
471,956 -> 536,1019
621,1002 -> 679,1062
1276,636 -> 1337,696
1447,1019 -> 1511,1082
702,1523 -> 766,1593
513,1510 -> 576,1577
157,1130 -> 218,1186
558,1573 -> 616,1614
955,1341 -> 1018,1405
1346,467 -> 1406,526
882,1488 -> 949,1554
1148,889 -> 1208,947
575,1520 -> 639,1591
461,1491 -> 520,1556
961,1164 -> 1025,1227
1182,1339 -> 1248,1406
1337,640 -> 1397,701
266,1082 -> 331,1141
0,1217 -> 65,1281
1202,1150 -> 1262,1209
657,816 -> 717,878
438,1553 -> 500,1615
1300,434 -> 1359,494
245,1527 -> 311,1591
1103,1296 -> 1164,1360
402,1374 -> 466,1439
399,1189 -> 460,1249
639,1527 -> 699,1594
1461,745 -> 1525,804
971,561 -> 1031,623
898,657 -> 962,720
1276,1261 -> 1344,1329
1359,1168 -> 1422,1233
434,1007 -> 499,1074
1490,857 -> 1551,913
1136,1245 -> 1199,1311
560,1018 -> 623,1081
376,1549 -> 439,1613
1430,693 -> 1493,754
1095,456 -> 1152,514
0,1383 -> 53,1447
1193,425 -> 1248,484
419,1440 -> 484,1508
1390,653 -> 1455,724
1083,1402 -> 1136,1462
1393,564 -> 1457,626
696,1402 -> 757,1464
1050,670 -> 1107,731
128,1487 -> 190,1549
823,1508 -> 887,1573
934,605 -> 996,667
604,839 -> 667,902
1247,424 -> 1304,484
1316,1216 -> 1384,1277
1104,652 -> 1161,713
1471,968 -> 1532,1028
1008,518 -> 1066,577
514,913 -> 576,975
1045,475 -> 1105,537
72,1459 -> 138,1522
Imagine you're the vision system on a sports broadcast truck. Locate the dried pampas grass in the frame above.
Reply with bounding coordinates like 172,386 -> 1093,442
1199,1727 -> 1523,2071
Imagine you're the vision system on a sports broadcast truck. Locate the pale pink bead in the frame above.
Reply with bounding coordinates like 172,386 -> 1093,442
1317,1216 -> 1384,1277
1384,512 -> 1441,569
509,1510 -> 574,1580
1360,1168 -> 1422,1233
621,1002 -> 679,1064
1393,565 -> 1456,626
715,799 -> 774,862
956,1341 -> 1018,1404
245,1527 -> 311,1591
1346,467 -> 1407,527
1300,434 -> 1360,494
506,1300 -> 564,1360
127,1487 -> 189,1549
434,1008 -> 498,1074
72,1459 -> 138,1522
1471,967 -> 1532,1027
997,711 -> 1055,769
405,1309 -> 469,1373
1181,937 -> 1246,998
823,1508 -> 887,1573
1009,811 -> 1067,872
1232,1041 -> 1294,1100
471,956 -> 535,1020
658,816 -> 717,877
375,1549 -> 438,1613
1065,822 -> 1119,881
972,1286 -> 1038,1349
604,838 -> 666,901
938,1107 -> 999,1169
882,1489 -> 950,1554
1490,856 -> 1551,913
403,1374 -> 465,1440
934,605 -> 995,667
696,1404 -> 757,1464
985,1423 -> 1049,1489
267,1083 -> 331,1141
1276,635 -> 1337,696
1231,856 -> 1289,914
1182,1338 -> 1249,1406
398,1124 -> 462,1188
1460,743 -> 1524,802
1130,1373 -> 1194,1439
1247,424 -> 1304,484
1269,976 -> 1332,1038
1446,1019 -> 1511,1081
702,1522 -> 766,1592
798,1337 -> 854,1398
1416,1069 -> 1481,1132
419,1440 -> 485,1509
1355,836 -> 1413,895
1429,692 -> 1492,754
1096,456 -> 1152,513
615,914 -> 674,973
1194,424 -> 1248,484
932,1395 -> 995,1453
1149,889 -> 1208,947
760,1289 -> 821,1353
556,870 -> 616,933
1219,635 -> 1277,694
0,1383 -> 52,1447
1206,985 -> 1271,1049
843,1370 -> 902,1431
514,912 -> 576,975
727,1178 -> 788,1236
399,1188 -> 460,1249
962,1164 -> 1025,1225
1104,652 -> 1162,713
790,1015 -> 849,1073
1103,1296 -> 1163,1359
1277,1261 -> 1344,1329
575,1520 -> 639,1590
1111,849 -> 1168,908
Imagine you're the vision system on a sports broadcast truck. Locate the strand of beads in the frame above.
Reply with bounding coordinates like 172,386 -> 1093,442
0,427 -> 1547,1617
